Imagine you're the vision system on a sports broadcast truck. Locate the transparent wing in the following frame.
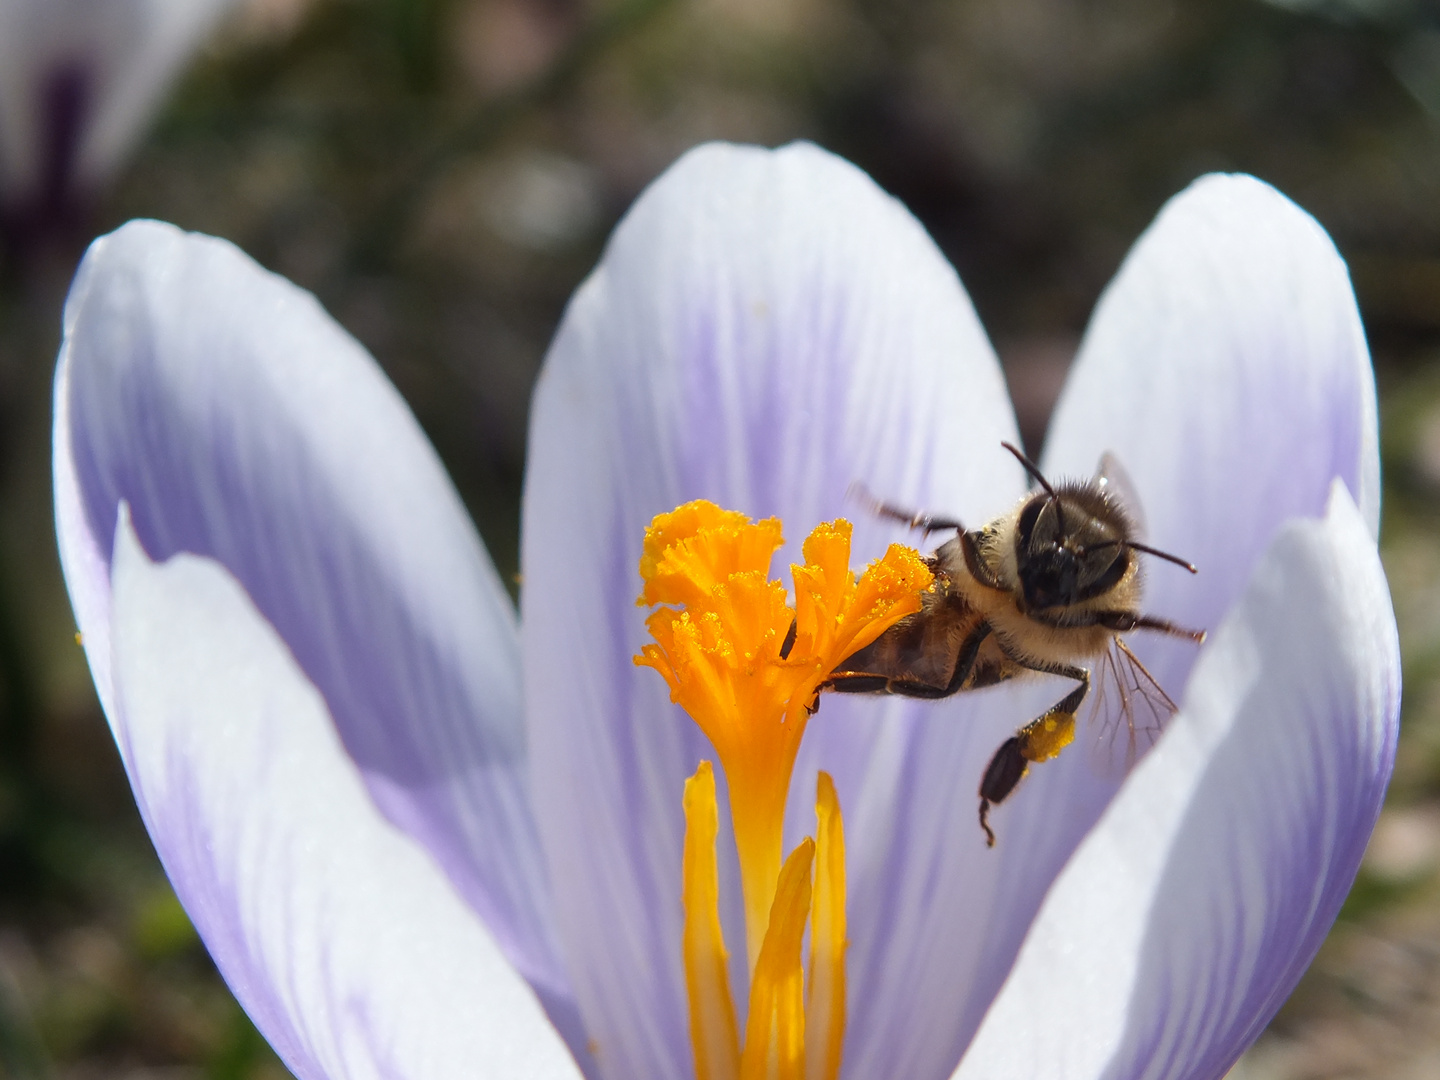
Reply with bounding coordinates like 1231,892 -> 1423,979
1095,450 -> 1147,543
1085,636 -> 1179,780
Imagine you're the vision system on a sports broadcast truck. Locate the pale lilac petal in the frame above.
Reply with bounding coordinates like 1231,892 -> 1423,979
522,140 -> 1022,1079
1045,171 -> 1377,641
814,175 -> 1379,1077
0,0 -> 238,199
936,175 -> 1382,1053
54,347 -> 113,712
836,672 -> 1075,1080
954,483 -> 1398,1080
55,220 -> 578,1041
109,513 -> 581,1080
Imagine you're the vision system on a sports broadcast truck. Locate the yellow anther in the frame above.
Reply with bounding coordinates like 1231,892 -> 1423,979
683,763 -> 741,1080
804,773 -> 847,1080
740,836 -> 813,1080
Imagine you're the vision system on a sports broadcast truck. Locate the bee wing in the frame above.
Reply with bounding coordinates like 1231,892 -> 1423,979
1084,636 -> 1179,780
1095,450 -> 1147,543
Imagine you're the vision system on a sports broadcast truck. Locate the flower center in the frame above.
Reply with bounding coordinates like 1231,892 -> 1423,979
635,500 -> 932,1080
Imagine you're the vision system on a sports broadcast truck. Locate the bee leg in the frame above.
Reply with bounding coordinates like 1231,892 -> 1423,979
978,737 -> 1026,847
896,512 -> 965,537
850,485 -> 967,537
1094,610 -> 1207,644
825,621 -> 992,700
862,497 -> 1001,592
827,674 -> 964,698
825,674 -> 893,694
780,619 -> 798,659
977,662 -> 1089,847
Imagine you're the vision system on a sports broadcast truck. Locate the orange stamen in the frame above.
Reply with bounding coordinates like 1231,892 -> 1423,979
639,500 -> 930,1080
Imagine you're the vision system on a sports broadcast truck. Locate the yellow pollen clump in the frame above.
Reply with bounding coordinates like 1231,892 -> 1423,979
635,499 -> 931,1080
1019,711 -> 1077,763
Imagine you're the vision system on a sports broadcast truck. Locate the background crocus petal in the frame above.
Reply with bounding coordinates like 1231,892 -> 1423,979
109,514 -> 582,1080
54,220 -> 579,1043
523,140 -> 1023,1080
953,483 -> 1399,1080
0,0 -> 239,201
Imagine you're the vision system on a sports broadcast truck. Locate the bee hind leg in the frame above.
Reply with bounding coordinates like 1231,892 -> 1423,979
977,662 -> 1090,847
978,736 -> 1027,847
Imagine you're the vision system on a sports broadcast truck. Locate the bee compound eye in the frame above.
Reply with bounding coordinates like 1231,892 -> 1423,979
1016,496 -> 1044,549
1078,544 -> 1130,599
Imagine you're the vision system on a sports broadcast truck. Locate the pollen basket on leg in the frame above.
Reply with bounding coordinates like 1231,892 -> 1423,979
1020,711 -> 1077,763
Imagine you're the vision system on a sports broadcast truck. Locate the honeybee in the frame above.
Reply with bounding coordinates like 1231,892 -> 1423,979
824,442 -> 1205,847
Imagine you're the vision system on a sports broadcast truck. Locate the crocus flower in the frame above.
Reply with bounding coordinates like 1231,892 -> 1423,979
53,141 -> 1398,1080
0,0 -> 238,226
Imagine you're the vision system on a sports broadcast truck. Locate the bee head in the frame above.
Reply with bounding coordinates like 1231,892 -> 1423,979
1013,487 -> 1132,611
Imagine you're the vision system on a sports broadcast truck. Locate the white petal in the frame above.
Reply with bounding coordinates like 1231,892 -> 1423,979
55,347 -> 114,713
954,483 -> 1398,1080
0,0 -> 238,196
56,219 -> 574,1036
971,176 -> 1384,1039
110,511 -> 581,1080
522,140 -> 1021,1079
1045,172 -> 1378,639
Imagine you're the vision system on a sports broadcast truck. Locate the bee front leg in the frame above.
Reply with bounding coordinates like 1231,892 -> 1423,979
849,484 -> 966,537
978,661 -> 1089,847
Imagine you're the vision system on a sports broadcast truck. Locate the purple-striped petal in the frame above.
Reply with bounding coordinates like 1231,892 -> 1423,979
954,483 -> 1399,1080
825,173 -> 1379,1077
522,140 -> 1022,1080
960,175 -> 1383,1025
54,220 -> 578,1042
109,514 -> 581,1080
1045,172 -> 1377,629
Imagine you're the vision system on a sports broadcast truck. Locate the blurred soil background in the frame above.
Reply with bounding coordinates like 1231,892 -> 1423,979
1,0 -> 1440,1076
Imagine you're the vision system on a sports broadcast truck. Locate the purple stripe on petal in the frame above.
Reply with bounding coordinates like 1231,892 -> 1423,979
833,674 -> 1130,1080
57,221 -> 579,1046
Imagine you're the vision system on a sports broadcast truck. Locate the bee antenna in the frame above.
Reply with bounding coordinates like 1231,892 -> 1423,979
1001,440 -> 1065,532
1125,541 -> 1198,574
1000,441 -> 1057,499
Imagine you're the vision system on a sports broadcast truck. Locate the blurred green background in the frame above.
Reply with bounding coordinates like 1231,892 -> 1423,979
2,0 -> 1440,1076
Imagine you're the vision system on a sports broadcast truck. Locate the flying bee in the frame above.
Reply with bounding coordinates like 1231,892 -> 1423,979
822,442 -> 1205,847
